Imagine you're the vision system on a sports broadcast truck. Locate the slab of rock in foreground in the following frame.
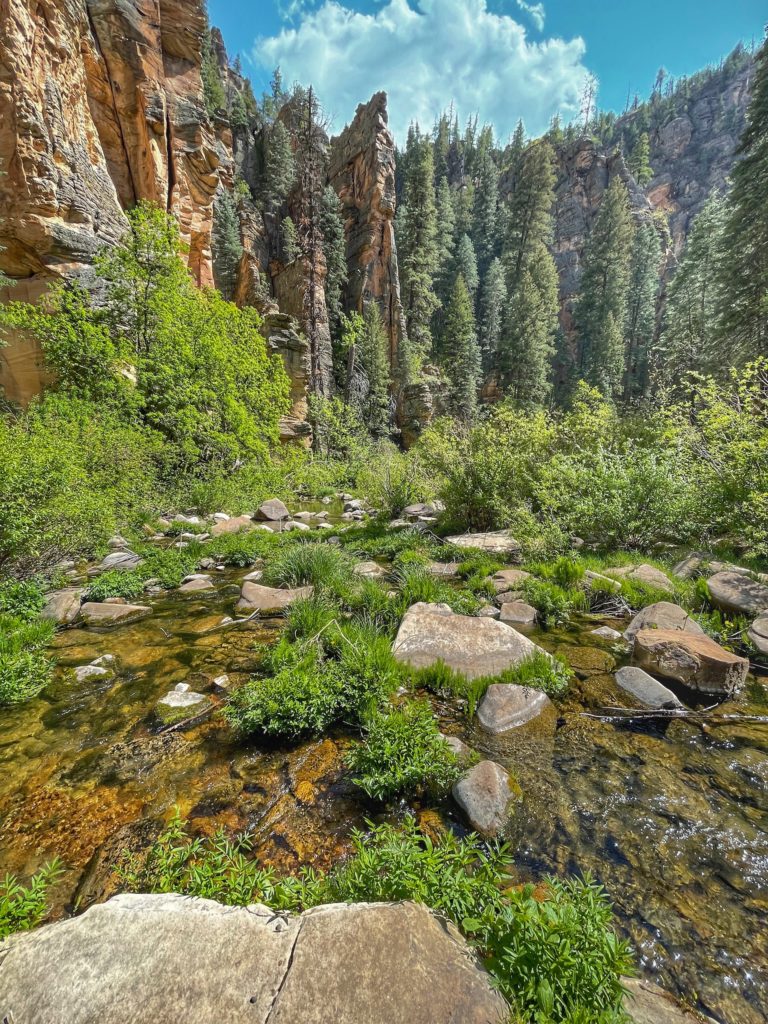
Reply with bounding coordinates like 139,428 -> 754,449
0,893 -> 506,1024
79,602 -> 151,628
615,666 -> 683,710
392,602 -> 544,680
155,687 -> 211,726
491,568 -> 530,593
633,628 -> 749,695
624,601 -> 706,643
624,978 -> 717,1024
236,583 -> 313,615
41,588 -> 83,626
477,683 -> 554,734
446,530 -> 521,557
452,760 -> 516,837
707,571 -> 768,617
747,615 -> 768,654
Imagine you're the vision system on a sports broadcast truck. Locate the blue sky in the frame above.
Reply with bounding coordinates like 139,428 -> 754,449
208,0 -> 765,141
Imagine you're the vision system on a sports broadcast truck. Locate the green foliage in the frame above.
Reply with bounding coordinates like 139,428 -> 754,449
442,275 -> 481,422
412,659 -> 492,717
0,614 -> 55,706
201,31 -> 226,117
0,578 -> 45,620
262,541 -> 354,593
0,860 -> 63,939
346,701 -> 461,801
137,543 -> 203,589
522,579 -> 586,629
262,120 -> 296,214
628,131 -> 652,185
86,570 -> 146,603
495,651 -> 573,698
393,561 -> 479,615
280,216 -> 300,262
623,221 -> 662,401
212,188 -> 243,300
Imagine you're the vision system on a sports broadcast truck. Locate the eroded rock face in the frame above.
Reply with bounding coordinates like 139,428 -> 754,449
0,893 -> 507,1024
329,92 -> 406,368
624,601 -> 706,643
633,628 -> 749,695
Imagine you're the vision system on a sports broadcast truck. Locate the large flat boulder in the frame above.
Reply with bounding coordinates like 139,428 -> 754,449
41,588 -> 83,626
392,602 -> 543,680
707,571 -> 768,617
633,628 -> 749,695
452,760 -> 516,837
624,601 -> 706,643
747,615 -> 768,654
79,602 -> 151,628
604,564 -> 675,593
477,683 -> 554,734
236,583 -> 313,615
615,666 -> 683,710
445,530 -> 521,557
0,893 -> 506,1024
255,498 -> 290,522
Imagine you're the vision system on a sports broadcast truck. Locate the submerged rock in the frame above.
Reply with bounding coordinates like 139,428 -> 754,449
41,588 -> 83,626
392,602 -> 545,680
707,571 -> 768,617
445,530 -> 521,557
155,688 -> 211,726
452,760 -> 517,837
178,577 -> 215,594
633,628 -> 749,695
625,977 -> 718,1024
477,684 -> 554,734
615,666 -> 684,710
624,601 -> 705,643
79,602 -> 151,628
0,894 -> 507,1024
236,583 -> 313,615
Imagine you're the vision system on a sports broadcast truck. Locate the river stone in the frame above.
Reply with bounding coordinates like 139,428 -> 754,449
210,515 -> 254,537
178,577 -> 215,593
0,893 -> 506,1024
343,498 -> 363,512
603,563 -> 675,593
747,615 -> 768,654
615,666 -> 683,710
707,570 -> 768,617
255,498 -> 290,522
353,561 -> 387,579
236,583 -> 313,615
441,733 -> 474,759
41,588 -> 83,626
452,760 -> 516,837
79,602 -> 151,628
476,604 -> 500,618
392,602 -> 544,680
624,601 -> 706,643
672,552 -> 708,579
633,628 -> 749,695
97,549 -> 142,573
445,530 -> 521,557
427,561 -> 459,578
499,600 -> 537,626
155,689 -> 211,725
591,626 -> 623,641
73,663 -> 112,683
282,520 -> 311,532
491,569 -> 531,593
624,978 -> 718,1024
477,684 -> 554,734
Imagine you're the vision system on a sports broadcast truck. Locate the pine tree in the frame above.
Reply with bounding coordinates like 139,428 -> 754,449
397,130 -> 439,370
442,274 -> 481,421
478,257 -> 507,370
506,120 -> 527,194
660,194 -> 727,383
574,176 -> 634,396
503,141 -> 556,289
434,176 -> 456,304
262,120 -> 295,213
280,216 -> 299,262
629,132 -> 653,185
319,185 -> 347,341
717,31 -> 768,360
201,31 -> 226,118
622,220 -> 661,400
454,234 -> 479,298
433,112 -> 451,184
357,303 -> 391,436
471,126 -> 499,276
212,188 -> 243,299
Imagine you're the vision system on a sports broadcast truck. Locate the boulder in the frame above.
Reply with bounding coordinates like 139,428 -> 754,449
255,498 -> 290,522
445,531 -> 521,557
427,561 -> 460,579
624,602 -> 706,643
452,760 -> 516,837
236,583 -> 313,615
79,602 -> 151,628
624,978 -> 718,1024
97,550 -> 143,573
707,571 -> 768,617
353,561 -> 388,580
40,588 -> 83,626
476,605 -> 500,619
343,498 -> 363,512
0,893 -> 507,1024
210,515 -> 254,537
499,601 -> 537,626
603,564 -> 675,593
671,552 -> 707,579
73,663 -> 112,684
178,578 -> 215,593
615,666 -> 683,710
155,689 -> 211,726
282,520 -> 311,532
392,603 -> 545,680
477,684 -> 554,734
212,512 -> 230,522
633,628 -> 749,695
491,569 -> 531,593
440,733 -> 474,759
591,626 -> 623,641
747,615 -> 768,654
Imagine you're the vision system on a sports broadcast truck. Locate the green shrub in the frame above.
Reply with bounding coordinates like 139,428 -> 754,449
346,701 -> 461,801
262,541 -> 354,594
347,579 -> 400,634
283,593 -> 341,643
522,579 -> 586,629
164,520 -> 207,537
0,579 -> 45,620
86,569 -> 146,602
0,860 -> 63,939
0,615 -> 55,706
137,543 -> 203,589
495,652 -> 573,699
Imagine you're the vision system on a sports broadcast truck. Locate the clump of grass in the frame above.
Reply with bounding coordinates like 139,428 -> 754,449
164,519 -> 207,537
204,530 -> 277,568
283,592 -> 341,643
0,859 -> 63,939
86,569 -> 146,602
0,614 -> 56,706
495,651 -> 573,698
262,541 -> 354,594
393,562 -> 479,615
521,578 -> 586,629
346,701 -> 461,802
340,524 -> 440,563
412,659 -> 492,717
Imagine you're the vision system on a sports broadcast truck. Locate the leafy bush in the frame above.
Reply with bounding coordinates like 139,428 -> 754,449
522,579 -> 586,629
262,541 -> 354,594
204,530 -> 276,568
0,578 -> 45,620
86,569 -> 146,602
137,544 -> 203,589
0,615 -> 55,706
0,860 -> 63,939
346,701 -> 461,801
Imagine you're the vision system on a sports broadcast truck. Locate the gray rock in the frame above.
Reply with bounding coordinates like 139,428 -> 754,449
427,561 -> 460,579
212,512 -> 230,521
747,615 -> 768,654
291,511 -> 314,521
624,602 -> 706,643
343,498 -> 363,512
672,552 -> 708,579
445,530 -> 521,557
236,583 -> 313,615
583,570 -> 622,593
353,561 -> 387,580
41,588 -> 83,626
97,550 -> 142,573
255,498 -> 290,521
79,603 -> 151,628
491,569 -> 531,593
243,569 -> 264,582
591,626 -> 624,641
476,604 -> 500,619
282,520 -> 311,532
604,564 -> 675,593
615,666 -> 683,709
477,684 -> 554,734
155,689 -> 211,725
624,977 -> 718,1024
499,600 -> 537,626
392,602 -> 545,680
707,571 -> 768,617
178,578 -> 215,593
210,515 -> 254,537
0,894 -> 505,1024
633,629 -> 749,695
440,733 -> 474,759
212,674 -> 232,694
452,760 -> 516,837
107,534 -> 128,549
73,663 -> 112,684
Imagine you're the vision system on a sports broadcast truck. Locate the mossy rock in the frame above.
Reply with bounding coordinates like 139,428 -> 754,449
555,645 -> 616,678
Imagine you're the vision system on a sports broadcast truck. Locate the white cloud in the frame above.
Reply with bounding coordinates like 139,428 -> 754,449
253,0 -> 589,142
516,0 -> 545,32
